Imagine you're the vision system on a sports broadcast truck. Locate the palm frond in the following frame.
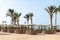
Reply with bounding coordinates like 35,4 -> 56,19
6,13 -> 11,17
45,8 -> 49,13
8,9 -> 14,14
58,5 -> 60,12
18,13 -> 21,17
29,13 -> 33,17
45,5 -> 55,15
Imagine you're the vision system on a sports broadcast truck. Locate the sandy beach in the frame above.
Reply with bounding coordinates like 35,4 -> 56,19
0,32 -> 60,40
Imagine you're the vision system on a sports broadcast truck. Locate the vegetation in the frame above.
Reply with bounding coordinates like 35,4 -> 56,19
13,12 -> 21,25
54,6 -> 58,25
29,13 -> 33,24
6,9 -> 21,25
24,13 -> 33,24
0,5 -> 60,34
24,14 -> 29,24
6,9 -> 14,24
45,5 -> 55,28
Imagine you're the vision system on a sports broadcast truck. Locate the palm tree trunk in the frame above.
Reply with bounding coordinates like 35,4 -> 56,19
55,13 -> 57,25
50,16 -> 53,29
31,18 -> 32,24
55,13 -> 57,30
27,20 -> 29,24
14,21 -> 15,25
17,19 -> 19,25
11,18 -> 13,24
14,20 -> 16,25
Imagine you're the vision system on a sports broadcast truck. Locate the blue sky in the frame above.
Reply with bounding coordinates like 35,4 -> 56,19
0,0 -> 60,25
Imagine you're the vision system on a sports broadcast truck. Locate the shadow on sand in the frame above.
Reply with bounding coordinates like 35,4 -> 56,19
0,33 -> 11,35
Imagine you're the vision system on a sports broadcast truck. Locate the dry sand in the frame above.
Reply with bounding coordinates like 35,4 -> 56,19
0,32 -> 60,40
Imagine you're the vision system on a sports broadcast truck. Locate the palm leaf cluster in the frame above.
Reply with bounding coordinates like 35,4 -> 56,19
6,9 -> 21,25
24,13 -> 33,24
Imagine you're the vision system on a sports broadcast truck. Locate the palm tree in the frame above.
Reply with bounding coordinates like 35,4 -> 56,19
16,13 -> 21,25
24,14 -> 29,24
29,13 -> 33,24
45,5 -> 55,28
6,9 -> 14,24
13,12 -> 17,25
13,12 -> 21,25
54,6 -> 58,25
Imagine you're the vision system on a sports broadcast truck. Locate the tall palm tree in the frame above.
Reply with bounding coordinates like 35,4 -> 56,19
29,13 -> 33,24
54,6 -> 58,25
45,5 -> 55,28
24,14 -> 29,24
6,9 -> 14,24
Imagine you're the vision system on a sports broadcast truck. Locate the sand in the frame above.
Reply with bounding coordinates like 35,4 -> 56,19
0,32 -> 60,40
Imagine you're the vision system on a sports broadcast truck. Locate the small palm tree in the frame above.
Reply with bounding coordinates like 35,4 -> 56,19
29,13 -> 33,24
13,12 -> 17,25
6,9 -> 14,24
16,13 -> 21,25
24,14 -> 29,24
13,12 -> 21,25
45,5 -> 55,28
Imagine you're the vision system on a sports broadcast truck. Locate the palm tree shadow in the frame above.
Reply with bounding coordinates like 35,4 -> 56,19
0,33 -> 11,35
55,34 -> 60,35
